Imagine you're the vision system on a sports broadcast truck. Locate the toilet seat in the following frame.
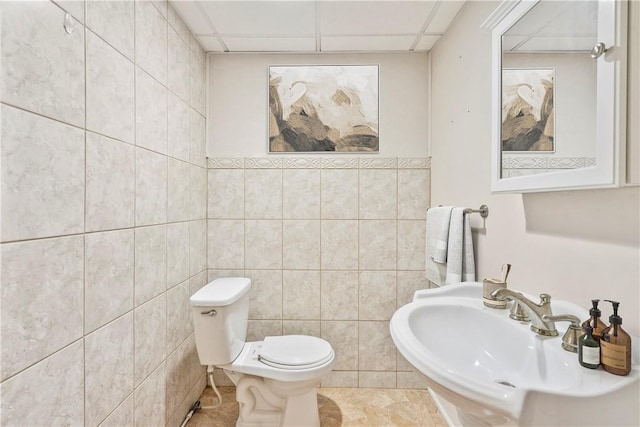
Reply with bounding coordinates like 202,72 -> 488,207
258,335 -> 334,370
224,337 -> 335,382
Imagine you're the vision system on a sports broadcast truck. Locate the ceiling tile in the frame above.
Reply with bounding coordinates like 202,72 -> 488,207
198,36 -> 225,52
518,35 -> 596,52
502,35 -> 528,51
414,35 -> 441,51
506,1 -> 570,37
425,1 -> 465,34
223,37 -> 316,52
538,2 -> 597,36
321,36 -> 415,52
169,0 -> 465,53
202,1 -> 316,36
320,1 -> 436,35
171,1 -> 213,34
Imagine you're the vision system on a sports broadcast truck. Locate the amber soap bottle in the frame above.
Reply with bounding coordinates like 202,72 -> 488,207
600,300 -> 632,376
582,299 -> 607,340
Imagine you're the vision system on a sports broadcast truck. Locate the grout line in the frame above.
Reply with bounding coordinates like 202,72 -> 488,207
0,101 -> 85,134
82,10 -> 88,424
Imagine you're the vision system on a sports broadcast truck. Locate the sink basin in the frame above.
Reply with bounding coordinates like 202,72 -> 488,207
390,283 -> 640,426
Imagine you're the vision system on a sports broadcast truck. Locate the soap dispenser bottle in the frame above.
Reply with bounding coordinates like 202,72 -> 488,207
578,325 -> 600,369
582,299 -> 608,340
600,300 -> 632,376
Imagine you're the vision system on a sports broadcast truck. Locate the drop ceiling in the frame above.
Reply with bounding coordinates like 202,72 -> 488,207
503,1 -> 597,52
171,0 -> 466,53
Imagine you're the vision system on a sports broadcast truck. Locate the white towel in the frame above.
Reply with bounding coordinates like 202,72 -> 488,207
445,208 -> 476,284
425,207 -> 453,285
425,206 -> 476,286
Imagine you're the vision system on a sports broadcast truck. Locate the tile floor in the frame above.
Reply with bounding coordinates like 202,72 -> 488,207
186,386 -> 448,427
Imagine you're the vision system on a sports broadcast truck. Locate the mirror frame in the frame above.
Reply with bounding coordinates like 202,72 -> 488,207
491,0 -> 627,193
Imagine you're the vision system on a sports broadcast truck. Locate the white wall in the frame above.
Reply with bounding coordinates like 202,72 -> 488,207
430,1 -> 639,336
207,53 -> 430,157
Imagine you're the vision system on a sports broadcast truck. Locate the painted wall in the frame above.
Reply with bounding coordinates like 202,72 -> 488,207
1,1 -> 208,425
430,1 -> 639,336
207,53 -> 430,157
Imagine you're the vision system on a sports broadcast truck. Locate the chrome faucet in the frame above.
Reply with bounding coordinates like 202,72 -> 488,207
490,288 -> 558,337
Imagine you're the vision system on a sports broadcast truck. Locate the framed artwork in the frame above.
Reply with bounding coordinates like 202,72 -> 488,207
268,65 -> 379,153
502,68 -> 555,152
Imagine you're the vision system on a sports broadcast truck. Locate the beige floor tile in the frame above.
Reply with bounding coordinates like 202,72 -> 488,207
187,386 -> 447,427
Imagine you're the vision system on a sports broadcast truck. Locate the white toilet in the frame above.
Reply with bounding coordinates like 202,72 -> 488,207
190,277 -> 335,427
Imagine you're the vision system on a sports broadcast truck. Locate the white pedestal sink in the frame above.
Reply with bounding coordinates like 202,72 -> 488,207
390,282 -> 639,426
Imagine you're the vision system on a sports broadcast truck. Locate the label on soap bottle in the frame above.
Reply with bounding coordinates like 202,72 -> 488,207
581,346 -> 600,365
601,341 -> 628,369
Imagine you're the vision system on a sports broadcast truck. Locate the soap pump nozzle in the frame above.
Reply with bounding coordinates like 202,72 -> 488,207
605,299 -> 622,325
589,299 -> 601,317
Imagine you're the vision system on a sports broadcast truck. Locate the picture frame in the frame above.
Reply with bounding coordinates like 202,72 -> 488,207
501,68 -> 555,153
268,65 -> 379,153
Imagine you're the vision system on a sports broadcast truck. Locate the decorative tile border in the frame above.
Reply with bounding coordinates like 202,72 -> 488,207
244,157 -> 282,169
399,157 -> 431,169
207,157 -> 431,169
207,158 -> 244,169
502,156 -> 596,170
282,158 -> 322,169
359,158 -> 398,169
321,157 -> 359,169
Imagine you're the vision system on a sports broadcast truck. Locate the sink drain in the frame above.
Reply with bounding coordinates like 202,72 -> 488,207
495,380 -> 516,388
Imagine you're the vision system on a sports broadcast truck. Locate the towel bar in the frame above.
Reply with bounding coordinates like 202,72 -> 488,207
463,205 -> 489,219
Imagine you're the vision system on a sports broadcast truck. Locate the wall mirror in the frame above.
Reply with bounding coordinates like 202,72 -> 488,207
490,0 -> 627,193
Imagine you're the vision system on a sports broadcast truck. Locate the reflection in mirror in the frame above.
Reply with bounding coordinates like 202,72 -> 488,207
501,1 -> 598,179
490,0 -> 627,193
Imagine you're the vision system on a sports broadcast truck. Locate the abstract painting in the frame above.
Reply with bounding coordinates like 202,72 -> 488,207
502,68 -> 554,152
268,65 -> 379,152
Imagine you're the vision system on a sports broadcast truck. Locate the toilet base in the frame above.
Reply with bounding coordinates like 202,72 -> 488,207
224,370 -> 321,427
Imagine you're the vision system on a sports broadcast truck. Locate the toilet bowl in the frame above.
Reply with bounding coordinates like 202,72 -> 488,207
190,277 -> 335,427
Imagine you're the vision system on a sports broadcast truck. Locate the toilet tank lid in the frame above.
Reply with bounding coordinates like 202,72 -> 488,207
190,277 -> 252,307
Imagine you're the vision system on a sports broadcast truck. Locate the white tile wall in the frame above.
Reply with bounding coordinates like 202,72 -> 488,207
134,294 -> 167,386
1,236 -> 84,380
168,93 -> 191,161
168,158 -> 191,222
85,229 -> 135,333
0,1 -> 208,425
84,313 -> 134,427
135,225 -> 167,306
86,0 -> 134,60
1,105 -> 85,241
99,395 -> 134,427
207,157 -> 431,388
1,1 -> 85,127
86,30 -> 135,143
135,0 -> 167,85
135,148 -> 168,226
85,132 -> 135,232
0,341 -> 85,426
167,222 -> 191,287
135,67 -> 168,154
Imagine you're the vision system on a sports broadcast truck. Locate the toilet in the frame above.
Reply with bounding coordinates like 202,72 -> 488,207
190,277 -> 335,427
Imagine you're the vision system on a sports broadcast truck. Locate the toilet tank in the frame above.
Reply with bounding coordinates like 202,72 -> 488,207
190,277 -> 251,366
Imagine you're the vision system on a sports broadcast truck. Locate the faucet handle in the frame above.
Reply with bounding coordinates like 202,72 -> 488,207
539,294 -> 552,305
542,314 -> 582,353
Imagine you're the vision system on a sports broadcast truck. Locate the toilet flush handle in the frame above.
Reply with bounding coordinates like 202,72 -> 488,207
201,309 -> 217,316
